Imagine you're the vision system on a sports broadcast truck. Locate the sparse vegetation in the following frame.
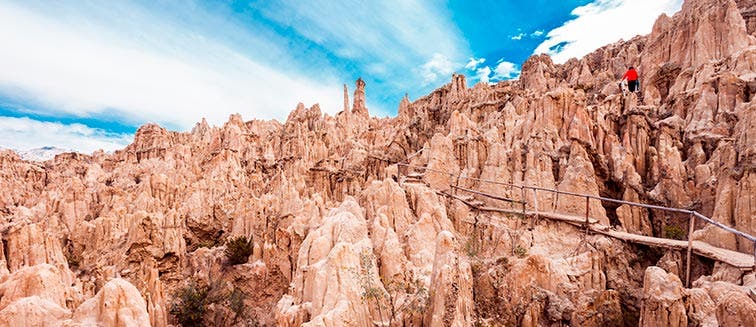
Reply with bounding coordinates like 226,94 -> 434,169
663,225 -> 686,240
381,274 -> 429,324
170,282 -> 210,327
465,236 -> 480,257
229,288 -> 246,320
398,278 -> 429,315
65,252 -> 80,270
224,235 -> 254,265
170,280 -> 248,326
357,250 -> 387,325
514,245 -> 528,258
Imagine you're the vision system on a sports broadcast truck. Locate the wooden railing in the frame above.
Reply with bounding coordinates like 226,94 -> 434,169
397,152 -> 756,284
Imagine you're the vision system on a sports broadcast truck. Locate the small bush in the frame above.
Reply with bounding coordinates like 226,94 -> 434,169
465,237 -> 479,257
170,283 -> 209,327
65,252 -> 80,270
225,236 -> 254,265
663,225 -> 686,240
229,288 -> 246,320
514,245 -> 528,258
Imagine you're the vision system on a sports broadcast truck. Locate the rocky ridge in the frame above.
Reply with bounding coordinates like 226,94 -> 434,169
1,0 -> 755,325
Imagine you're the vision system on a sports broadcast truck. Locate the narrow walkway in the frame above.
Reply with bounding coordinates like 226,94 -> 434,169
400,166 -> 755,271
595,228 -> 755,269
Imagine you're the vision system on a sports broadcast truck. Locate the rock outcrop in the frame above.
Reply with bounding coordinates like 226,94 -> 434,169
0,0 -> 754,325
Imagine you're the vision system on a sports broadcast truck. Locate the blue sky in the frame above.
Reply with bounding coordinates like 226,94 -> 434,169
0,0 -> 682,153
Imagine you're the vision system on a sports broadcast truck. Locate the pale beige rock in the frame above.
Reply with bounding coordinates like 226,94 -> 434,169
352,78 -> 369,116
424,133 -> 459,190
423,231 -> 473,326
684,288 -> 718,327
639,266 -> 688,327
4,223 -> 73,285
0,296 -> 71,327
276,198 -> 387,327
0,264 -> 67,310
616,188 -> 653,235
73,278 -> 150,327
555,142 -> 608,225
0,1 -> 753,325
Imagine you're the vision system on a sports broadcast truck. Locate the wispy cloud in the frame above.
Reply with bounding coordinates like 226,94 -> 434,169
534,0 -> 682,63
511,29 -> 544,41
0,0 -> 473,147
493,61 -> 520,80
465,58 -> 520,85
420,54 -> 457,86
465,57 -> 486,70
474,66 -> 493,84
0,1 -> 343,131
0,116 -> 131,153
256,0 -> 470,87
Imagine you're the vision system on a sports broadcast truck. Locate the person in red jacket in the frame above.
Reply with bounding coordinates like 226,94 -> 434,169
621,66 -> 639,93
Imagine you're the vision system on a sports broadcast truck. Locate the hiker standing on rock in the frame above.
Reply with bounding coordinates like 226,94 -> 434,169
621,66 -> 639,93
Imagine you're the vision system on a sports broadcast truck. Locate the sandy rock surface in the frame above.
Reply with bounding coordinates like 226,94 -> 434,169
1,0 -> 755,325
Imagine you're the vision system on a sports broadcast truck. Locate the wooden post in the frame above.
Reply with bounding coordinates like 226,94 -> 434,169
686,213 -> 694,288
584,196 -> 590,224
521,186 -> 526,217
554,191 -> 559,213
449,173 -> 455,195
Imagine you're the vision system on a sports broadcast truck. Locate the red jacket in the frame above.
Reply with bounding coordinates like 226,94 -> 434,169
623,68 -> 638,81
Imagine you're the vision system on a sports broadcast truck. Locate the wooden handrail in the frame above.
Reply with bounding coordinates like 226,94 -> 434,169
450,185 -> 524,204
396,156 -> 756,244
398,147 -> 756,271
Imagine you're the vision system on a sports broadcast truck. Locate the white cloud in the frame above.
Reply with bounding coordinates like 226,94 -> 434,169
420,54 -> 456,86
465,58 -> 520,84
531,30 -> 544,37
534,0 -> 683,63
465,57 -> 486,70
258,1 -> 469,88
492,61 -> 520,80
0,2 -> 344,130
474,66 -> 492,84
0,117 -> 131,153
511,33 -> 526,40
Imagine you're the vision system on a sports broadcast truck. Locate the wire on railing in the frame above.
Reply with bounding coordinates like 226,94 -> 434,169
396,155 -> 756,266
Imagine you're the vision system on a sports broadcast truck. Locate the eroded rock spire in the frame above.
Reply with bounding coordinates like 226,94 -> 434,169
351,78 -> 368,115
343,83 -> 349,112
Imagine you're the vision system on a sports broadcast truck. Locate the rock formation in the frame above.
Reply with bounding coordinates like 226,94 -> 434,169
0,0 -> 755,325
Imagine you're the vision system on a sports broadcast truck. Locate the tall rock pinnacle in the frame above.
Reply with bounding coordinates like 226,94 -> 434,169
351,78 -> 368,115
343,84 -> 349,112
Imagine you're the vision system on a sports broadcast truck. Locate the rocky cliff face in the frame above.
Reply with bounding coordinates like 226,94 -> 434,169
1,0 -> 755,325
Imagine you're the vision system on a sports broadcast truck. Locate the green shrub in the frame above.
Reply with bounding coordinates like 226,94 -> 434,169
225,236 -> 254,265
465,237 -> 479,258
229,288 -> 246,319
663,225 -> 686,240
65,252 -> 80,270
514,245 -> 528,258
169,283 -> 209,327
